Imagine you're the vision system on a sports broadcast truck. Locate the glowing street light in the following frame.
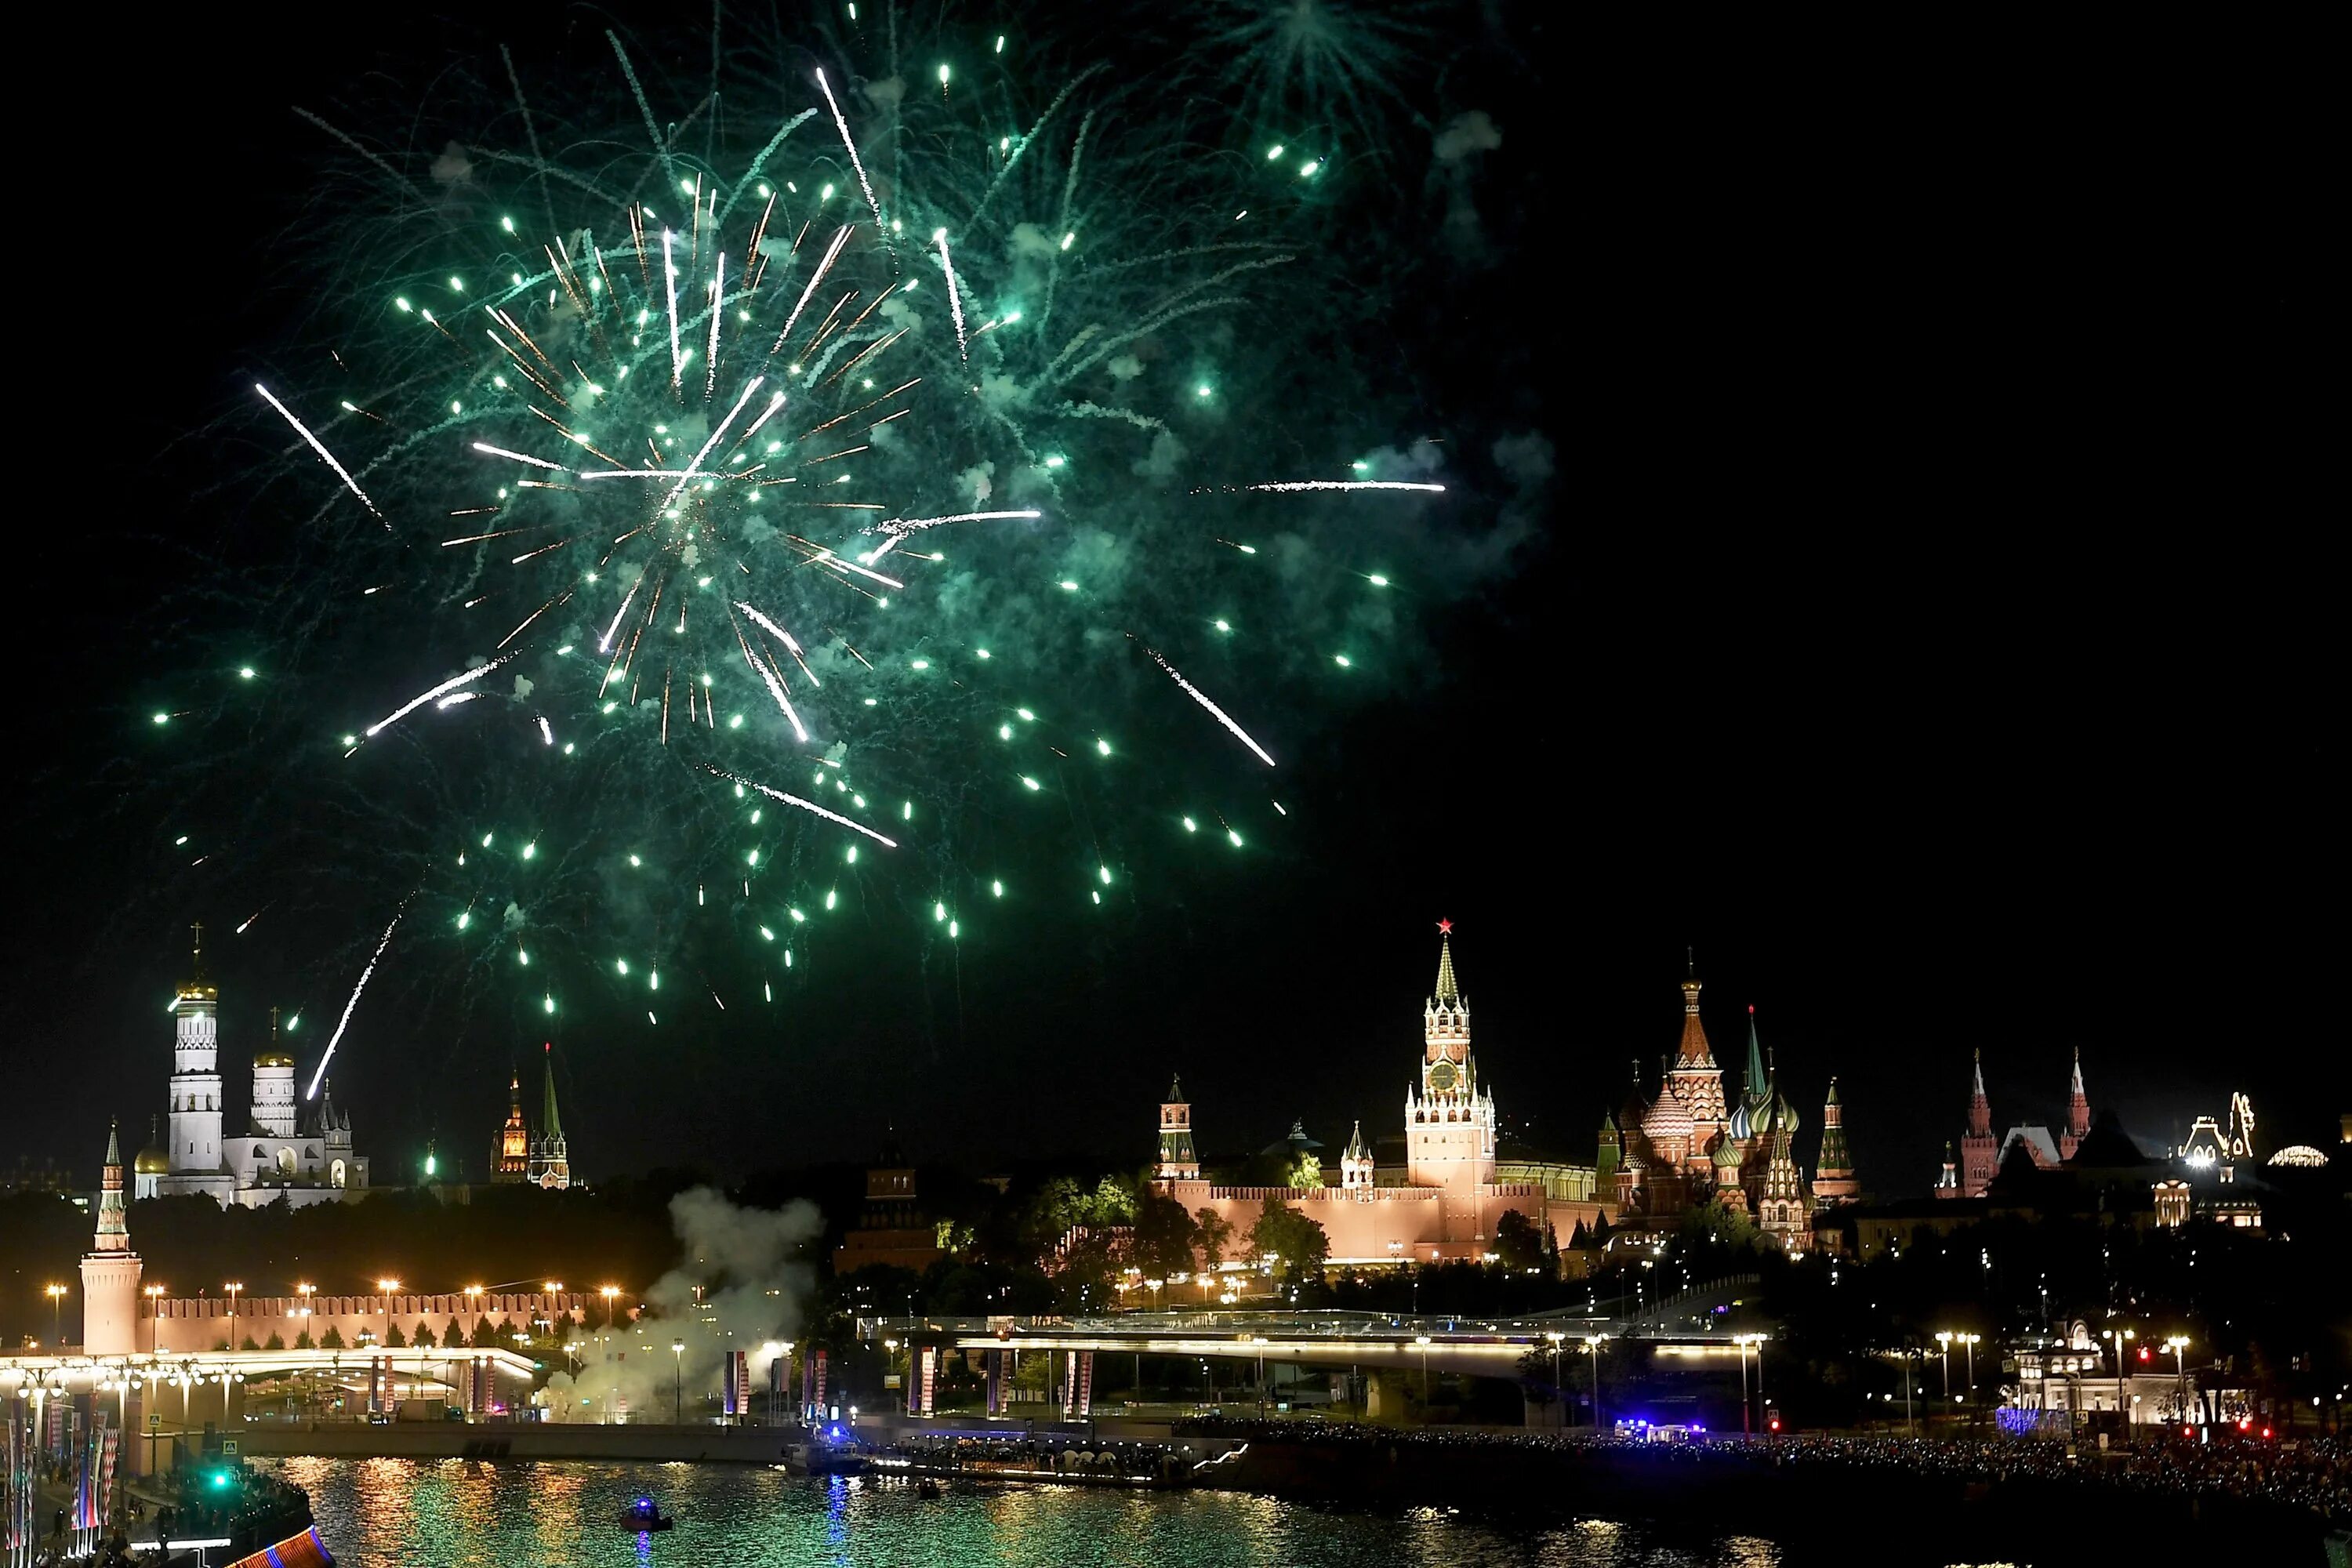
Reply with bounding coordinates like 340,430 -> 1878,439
143,1285 -> 165,1356
43,1284 -> 65,1346
673,1339 -> 687,1425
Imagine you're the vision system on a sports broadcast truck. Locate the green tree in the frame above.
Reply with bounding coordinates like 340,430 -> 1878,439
470,1316 -> 498,1348
1287,1152 -> 1324,1190
264,1331 -> 286,1351
444,1318 -> 466,1348
293,1330 -> 313,1350
319,1326 -> 343,1350
383,1323 -> 406,1348
1192,1207 -> 1234,1269
241,1335 -> 261,1352
1494,1209 -> 1548,1273
1247,1198 -> 1330,1282
1133,1192 -> 1199,1279
412,1323 -> 437,1348
1087,1175 -> 1138,1227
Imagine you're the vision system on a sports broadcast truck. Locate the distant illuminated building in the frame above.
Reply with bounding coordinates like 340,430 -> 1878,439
1939,1049 -> 2096,1199
152,925 -> 369,1208
2267,1145 -> 2326,1168
525,1043 -> 571,1190
1154,927 -> 1609,1267
492,1075 -> 530,1182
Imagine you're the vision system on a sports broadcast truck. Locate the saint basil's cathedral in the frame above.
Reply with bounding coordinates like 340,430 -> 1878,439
1598,975 -> 1858,1250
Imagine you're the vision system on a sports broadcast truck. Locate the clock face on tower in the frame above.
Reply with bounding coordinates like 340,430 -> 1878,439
1427,1059 -> 1460,1095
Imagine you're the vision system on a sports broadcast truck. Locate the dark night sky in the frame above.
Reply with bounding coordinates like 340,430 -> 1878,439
5,9 -> 2337,1200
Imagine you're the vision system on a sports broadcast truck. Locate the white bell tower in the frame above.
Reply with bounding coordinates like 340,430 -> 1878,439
161,923 -> 234,1202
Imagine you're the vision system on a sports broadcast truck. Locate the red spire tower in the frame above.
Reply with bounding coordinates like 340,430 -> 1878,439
1950,1051 -> 1998,1199
2060,1048 -> 2092,1161
1665,960 -> 1729,1150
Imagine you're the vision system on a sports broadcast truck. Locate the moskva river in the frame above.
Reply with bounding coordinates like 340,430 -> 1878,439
269,1456 -> 1794,1567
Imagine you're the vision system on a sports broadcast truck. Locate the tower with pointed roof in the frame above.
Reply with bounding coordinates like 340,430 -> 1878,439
1813,1078 -> 1857,1204
1405,923 -> 1498,1234
1665,969 -> 1729,1152
79,1122 -> 144,1355
159,923 -> 238,1203
1953,1051 -> 1998,1198
493,1070 -> 530,1183
252,1005 -> 298,1140
1935,1141 -> 1958,1192
1728,1006 -> 1772,1153
2059,1049 -> 2092,1162
1340,1121 -> 1373,1191
1754,1099 -> 1809,1247
1156,1077 -> 1200,1183
527,1042 -> 572,1189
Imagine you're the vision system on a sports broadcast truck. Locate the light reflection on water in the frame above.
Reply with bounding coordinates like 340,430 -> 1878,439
268,1456 -> 1791,1568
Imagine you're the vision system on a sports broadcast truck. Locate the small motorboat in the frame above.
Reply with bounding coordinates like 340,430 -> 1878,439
620,1497 -> 675,1533
916,1479 -> 942,1499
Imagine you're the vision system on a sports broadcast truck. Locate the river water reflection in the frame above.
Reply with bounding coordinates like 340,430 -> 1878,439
270,1456 -> 1793,1567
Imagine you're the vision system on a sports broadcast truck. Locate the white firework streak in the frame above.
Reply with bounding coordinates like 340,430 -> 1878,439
470,441 -> 568,472
736,601 -> 820,684
735,600 -> 805,656
815,70 -> 891,253
770,225 -> 852,353
865,508 -> 1040,561
538,715 -> 554,745
434,691 -> 483,710
662,227 -> 683,387
705,250 -> 726,401
733,621 -> 809,741
597,578 -> 643,653
1146,646 -> 1276,767
364,654 -> 514,738
256,383 -> 383,520
304,910 -> 401,1100
938,231 -> 967,359
658,377 -> 768,513
708,766 -> 898,846
1246,480 -> 1447,493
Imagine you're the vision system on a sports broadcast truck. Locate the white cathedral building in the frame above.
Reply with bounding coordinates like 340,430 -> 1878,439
139,926 -> 371,1210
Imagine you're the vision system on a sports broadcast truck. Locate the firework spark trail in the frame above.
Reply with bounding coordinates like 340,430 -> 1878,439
735,601 -> 806,656
662,228 -> 684,387
709,766 -> 898,847
863,509 -> 1041,561
305,909 -> 402,1100
717,108 -> 818,227
967,62 -> 1108,228
733,621 -> 809,741
471,441 -> 568,472
815,69 -> 891,256
659,379 -> 771,512
256,384 -> 383,521
597,579 -> 642,653
937,231 -> 967,359
538,715 -> 554,745
705,250 -> 726,399
363,654 -> 514,738
1247,480 -> 1448,493
771,225 -> 851,354
610,31 -> 675,194
1144,645 -> 1277,767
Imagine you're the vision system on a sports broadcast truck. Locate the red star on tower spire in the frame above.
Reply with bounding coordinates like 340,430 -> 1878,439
1436,918 -> 1453,935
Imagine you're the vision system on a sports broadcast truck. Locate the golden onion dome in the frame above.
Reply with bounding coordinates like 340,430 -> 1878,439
133,1145 -> 170,1175
253,1053 -> 297,1069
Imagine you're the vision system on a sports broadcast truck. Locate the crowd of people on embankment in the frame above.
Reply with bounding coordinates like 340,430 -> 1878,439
1171,1417 -> 2352,1523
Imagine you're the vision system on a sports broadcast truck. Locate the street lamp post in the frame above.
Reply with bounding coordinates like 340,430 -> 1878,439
143,1284 -> 165,1356
1546,1333 -> 1566,1430
44,1284 -> 66,1347
2167,1335 -> 2190,1427
1904,1348 -> 1915,1437
1936,1331 -> 1954,1420
673,1339 -> 686,1425
1960,1334 -> 1982,1432
1585,1337 -> 1606,1432
1734,1335 -> 1763,1438
377,1279 -> 401,1353
1415,1334 -> 1432,1406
